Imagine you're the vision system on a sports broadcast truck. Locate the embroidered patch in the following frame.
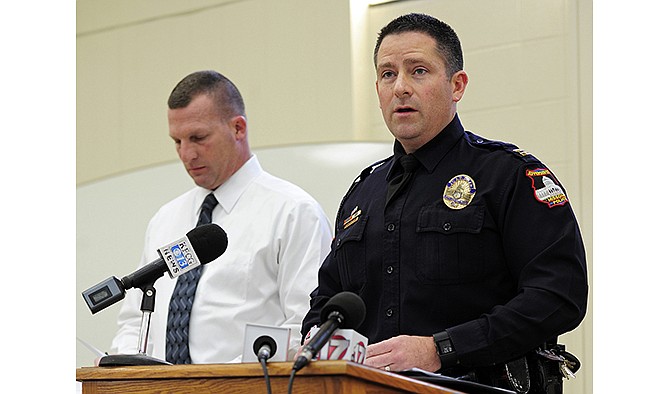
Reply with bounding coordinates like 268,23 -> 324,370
526,168 -> 568,208
443,174 -> 477,210
343,206 -> 362,229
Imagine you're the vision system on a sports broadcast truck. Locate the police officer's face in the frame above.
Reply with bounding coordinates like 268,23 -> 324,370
375,32 -> 467,153
168,94 -> 248,190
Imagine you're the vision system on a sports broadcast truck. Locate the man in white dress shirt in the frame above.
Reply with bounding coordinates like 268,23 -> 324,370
109,70 -> 332,363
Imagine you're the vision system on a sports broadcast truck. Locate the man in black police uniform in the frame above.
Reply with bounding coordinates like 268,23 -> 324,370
301,13 -> 588,393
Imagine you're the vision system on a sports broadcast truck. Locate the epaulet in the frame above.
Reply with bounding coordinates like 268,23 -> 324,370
465,130 -> 540,164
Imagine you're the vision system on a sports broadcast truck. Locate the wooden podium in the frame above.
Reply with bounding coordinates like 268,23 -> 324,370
76,360 -> 466,393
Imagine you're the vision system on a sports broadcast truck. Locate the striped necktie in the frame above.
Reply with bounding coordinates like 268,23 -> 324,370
165,193 -> 218,364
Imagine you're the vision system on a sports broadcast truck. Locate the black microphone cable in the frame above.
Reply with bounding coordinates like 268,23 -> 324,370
260,357 -> 271,394
287,368 -> 297,394
253,335 -> 277,394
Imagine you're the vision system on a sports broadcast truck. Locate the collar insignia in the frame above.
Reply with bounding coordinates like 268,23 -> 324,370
513,148 -> 531,157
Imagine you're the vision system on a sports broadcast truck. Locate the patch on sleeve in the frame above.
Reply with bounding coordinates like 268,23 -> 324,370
526,168 -> 568,208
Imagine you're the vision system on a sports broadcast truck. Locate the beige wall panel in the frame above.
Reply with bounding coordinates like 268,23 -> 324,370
521,0 -> 566,38
77,0 -> 353,184
77,32 -> 125,180
76,0 -> 242,35
520,38 -> 569,102
463,45 -> 525,110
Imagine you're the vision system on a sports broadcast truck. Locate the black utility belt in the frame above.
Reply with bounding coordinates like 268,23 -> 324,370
447,344 -> 581,394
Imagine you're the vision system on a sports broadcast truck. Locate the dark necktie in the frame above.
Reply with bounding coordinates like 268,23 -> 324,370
386,154 -> 419,207
165,193 -> 218,364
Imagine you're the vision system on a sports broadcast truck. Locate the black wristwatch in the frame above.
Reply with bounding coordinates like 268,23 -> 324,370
433,330 -> 458,367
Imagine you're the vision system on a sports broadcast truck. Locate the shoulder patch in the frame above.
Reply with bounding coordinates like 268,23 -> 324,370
526,168 -> 569,208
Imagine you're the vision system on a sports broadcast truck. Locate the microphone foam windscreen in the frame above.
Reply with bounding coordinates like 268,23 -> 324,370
187,223 -> 228,264
320,291 -> 366,330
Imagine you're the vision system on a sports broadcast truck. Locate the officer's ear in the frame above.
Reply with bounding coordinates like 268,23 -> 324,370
451,70 -> 468,103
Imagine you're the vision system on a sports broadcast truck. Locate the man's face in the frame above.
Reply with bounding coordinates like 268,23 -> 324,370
168,94 -> 244,190
375,31 -> 465,153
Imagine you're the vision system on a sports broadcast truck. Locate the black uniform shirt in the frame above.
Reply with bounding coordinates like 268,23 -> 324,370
302,114 -> 588,368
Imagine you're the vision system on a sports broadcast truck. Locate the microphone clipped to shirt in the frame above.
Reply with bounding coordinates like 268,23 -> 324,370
82,223 -> 228,314
293,291 -> 366,372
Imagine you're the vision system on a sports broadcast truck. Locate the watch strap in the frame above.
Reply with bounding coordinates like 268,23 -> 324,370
433,330 -> 458,367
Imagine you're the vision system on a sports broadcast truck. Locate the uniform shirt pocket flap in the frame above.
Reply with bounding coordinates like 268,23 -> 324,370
417,205 -> 485,234
335,216 -> 368,251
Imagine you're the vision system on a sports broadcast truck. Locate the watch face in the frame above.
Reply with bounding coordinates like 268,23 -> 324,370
439,339 -> 454,354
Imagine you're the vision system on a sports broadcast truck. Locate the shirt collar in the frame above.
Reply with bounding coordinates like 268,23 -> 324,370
196,155 -> 262,214
386,114 -> 465,180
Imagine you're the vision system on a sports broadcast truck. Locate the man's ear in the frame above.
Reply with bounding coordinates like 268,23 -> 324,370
451,70 -> 468,103
231,115 -> 247,139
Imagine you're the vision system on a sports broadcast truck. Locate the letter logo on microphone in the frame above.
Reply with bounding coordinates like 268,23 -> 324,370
351,341 -> 366,364
327,335 -> 350,360
171,244 -> 188,268
159,236 -> 201,278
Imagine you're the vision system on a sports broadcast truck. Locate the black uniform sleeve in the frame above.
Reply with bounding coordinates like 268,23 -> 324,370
447,163 -> 588,366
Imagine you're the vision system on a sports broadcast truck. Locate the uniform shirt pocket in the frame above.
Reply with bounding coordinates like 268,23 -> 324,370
415,204 -> 486,284
334,216 -> 368,292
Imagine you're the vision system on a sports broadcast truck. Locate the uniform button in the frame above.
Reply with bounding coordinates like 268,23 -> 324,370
387,223 -> 395,232
443,222 -> 452,231
336,238 -> 341,247
386,266 -> 394,274
386,308 -> 393,317
476,138 -> 484,143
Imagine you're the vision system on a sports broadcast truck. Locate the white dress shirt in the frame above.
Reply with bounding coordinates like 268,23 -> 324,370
110,155 -> 332,363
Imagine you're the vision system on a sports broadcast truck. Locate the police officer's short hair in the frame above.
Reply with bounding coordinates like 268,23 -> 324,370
373,13 -> 464,77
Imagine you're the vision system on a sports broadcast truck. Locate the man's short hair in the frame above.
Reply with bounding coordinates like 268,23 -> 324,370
373,13 -> 463,77
167,70 -> 246,119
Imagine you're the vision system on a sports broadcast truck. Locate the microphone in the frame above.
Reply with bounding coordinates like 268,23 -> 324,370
254,335 -> 278,361
293,292 -> 366,372
82,223 -> 228,314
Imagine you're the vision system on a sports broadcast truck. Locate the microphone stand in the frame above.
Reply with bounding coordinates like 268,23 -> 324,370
99,282 -> 171,366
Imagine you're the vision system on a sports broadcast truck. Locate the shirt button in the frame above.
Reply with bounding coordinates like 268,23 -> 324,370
443,222 -> 452,231
387,223 -> 395,232
386,266 -> 394,274
386,308 -> 393,317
